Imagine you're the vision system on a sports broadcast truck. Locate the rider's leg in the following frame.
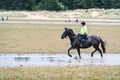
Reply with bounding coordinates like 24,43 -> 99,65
80,35 -> 84,47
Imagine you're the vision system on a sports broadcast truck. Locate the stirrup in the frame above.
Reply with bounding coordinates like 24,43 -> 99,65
80,44 -> 83,47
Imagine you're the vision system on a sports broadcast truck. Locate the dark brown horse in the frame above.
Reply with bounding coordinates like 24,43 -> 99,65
61,28 -> 106,59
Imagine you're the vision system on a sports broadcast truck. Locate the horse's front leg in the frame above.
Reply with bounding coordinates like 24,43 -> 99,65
68,47 -> 73,57
77,48 -> 81,59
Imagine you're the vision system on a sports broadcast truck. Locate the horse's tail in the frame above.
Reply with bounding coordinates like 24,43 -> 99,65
100,39 -> 106,53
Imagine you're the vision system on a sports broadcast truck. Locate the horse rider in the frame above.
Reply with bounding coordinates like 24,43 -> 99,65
78,21 -> 88,47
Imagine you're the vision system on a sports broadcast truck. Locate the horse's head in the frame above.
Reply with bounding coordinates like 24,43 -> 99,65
61,28 -> 74,39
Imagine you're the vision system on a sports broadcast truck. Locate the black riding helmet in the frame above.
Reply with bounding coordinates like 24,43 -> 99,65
81,21 -> 86,25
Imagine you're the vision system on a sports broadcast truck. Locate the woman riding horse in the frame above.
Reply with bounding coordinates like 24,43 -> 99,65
61,28 -> 106,59
78,21 -> 88,47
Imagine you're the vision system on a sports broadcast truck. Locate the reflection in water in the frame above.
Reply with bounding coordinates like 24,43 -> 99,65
0,54 -> 120,67
14,57 -> 30,62
40,57 -> 71,62
47,57 -> 54,62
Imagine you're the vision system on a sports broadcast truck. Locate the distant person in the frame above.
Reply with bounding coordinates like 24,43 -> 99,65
76,18 -> 78,23
68,17 -> 71,22
65,20 -> 67,22
2,16 -> 4,21
6,16 -> 8,21
78,21 -> 88,47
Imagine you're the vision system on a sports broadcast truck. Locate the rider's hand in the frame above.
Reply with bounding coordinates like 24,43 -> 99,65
78,33 -> 81,36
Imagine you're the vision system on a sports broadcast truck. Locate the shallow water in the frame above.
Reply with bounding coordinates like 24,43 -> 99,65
0,54 -> 120,67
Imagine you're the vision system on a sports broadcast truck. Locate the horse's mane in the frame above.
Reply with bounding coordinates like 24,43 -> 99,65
68,28 -> 76,36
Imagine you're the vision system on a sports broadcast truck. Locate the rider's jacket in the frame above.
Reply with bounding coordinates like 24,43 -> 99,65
79,25 -> 87,35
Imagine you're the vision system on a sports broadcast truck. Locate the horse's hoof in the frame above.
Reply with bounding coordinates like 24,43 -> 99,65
68,55 -> 72,57
79,57 -> 81,59
91,55 -> 93,57
101,56 -> 103,58
74,56 -> 78,59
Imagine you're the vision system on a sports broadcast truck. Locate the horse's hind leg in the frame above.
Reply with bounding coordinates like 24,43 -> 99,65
97,48 -> 103,58
92,45 -> 103,58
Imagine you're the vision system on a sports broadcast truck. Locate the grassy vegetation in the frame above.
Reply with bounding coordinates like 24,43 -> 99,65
0,23 -> 120,53
0,66 -> 120,80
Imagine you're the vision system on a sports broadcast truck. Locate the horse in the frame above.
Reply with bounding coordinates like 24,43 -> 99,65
61,28 -> 106,59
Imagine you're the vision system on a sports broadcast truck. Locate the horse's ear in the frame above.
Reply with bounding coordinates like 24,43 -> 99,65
65,27 -> 67,30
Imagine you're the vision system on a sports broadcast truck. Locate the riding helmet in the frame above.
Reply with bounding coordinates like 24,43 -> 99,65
81,21 -> 85,25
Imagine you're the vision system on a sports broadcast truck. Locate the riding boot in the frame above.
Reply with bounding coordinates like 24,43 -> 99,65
80,39 -> 83,47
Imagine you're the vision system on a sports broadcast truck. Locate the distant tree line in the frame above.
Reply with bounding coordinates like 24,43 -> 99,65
0,0 -> 120,11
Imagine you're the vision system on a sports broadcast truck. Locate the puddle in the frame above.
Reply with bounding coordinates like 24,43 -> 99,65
0,54 -> 120,67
